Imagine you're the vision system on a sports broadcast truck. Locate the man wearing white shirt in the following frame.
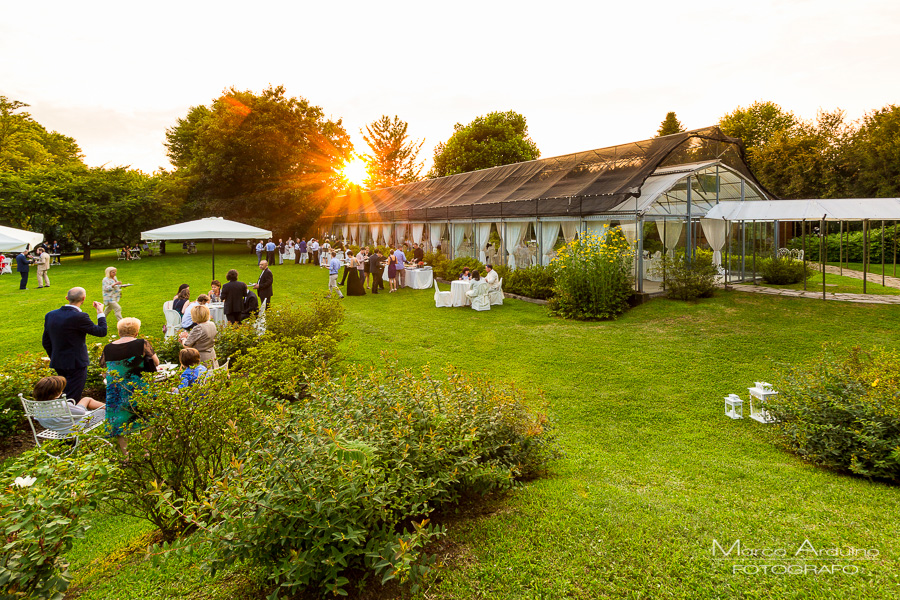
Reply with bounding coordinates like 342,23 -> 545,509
309,239 -> 320,267
255,241 -> 263,264
181,294 -> 210,330
484,264 -> 500,291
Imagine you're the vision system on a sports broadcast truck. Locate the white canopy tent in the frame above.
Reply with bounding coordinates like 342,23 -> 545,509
0,225 -> 43,253
142,217 -> 272,279
706,198 -> 900,222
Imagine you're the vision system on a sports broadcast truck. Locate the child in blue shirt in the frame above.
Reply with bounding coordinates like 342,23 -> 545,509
177,348 -> 208,389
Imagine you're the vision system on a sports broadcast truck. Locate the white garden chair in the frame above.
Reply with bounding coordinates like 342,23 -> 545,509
255,299 -> 268,335
0,258 -> 11,275
488,277 -> 504,306
433,280 -> 452,307
163,309 -> 183,338
466,281 -> 491,312
19,394 -> 109,456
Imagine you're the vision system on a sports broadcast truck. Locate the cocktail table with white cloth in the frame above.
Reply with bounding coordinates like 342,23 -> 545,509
450,280 -> 473,307
381,266 -> 434,289
208,302 -> 226,325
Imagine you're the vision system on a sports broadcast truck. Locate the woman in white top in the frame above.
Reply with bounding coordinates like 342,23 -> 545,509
32,376 -> 104,435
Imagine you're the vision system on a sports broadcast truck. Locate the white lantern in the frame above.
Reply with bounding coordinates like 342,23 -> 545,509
724,394 -> 743,419
748,382 -> 778,423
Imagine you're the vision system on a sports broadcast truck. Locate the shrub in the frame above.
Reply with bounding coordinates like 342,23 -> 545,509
495,264 -> 556,300
214,320 -> 259,364
100,375 -> 263,539
423,249 -> 449,277
435,256 -> 486,282
654,249 -> 719,300
759,256 -> 814,284
548,227 -> 633,320
0,353 -> 54,442
0,445 -> 114,599
769,345 -> 900,481
187,360 -> 561,597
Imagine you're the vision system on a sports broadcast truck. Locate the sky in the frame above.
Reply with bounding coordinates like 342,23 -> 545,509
2,0 -> 899,174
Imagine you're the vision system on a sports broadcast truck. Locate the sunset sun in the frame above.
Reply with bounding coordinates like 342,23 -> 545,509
342,156 -> 367,187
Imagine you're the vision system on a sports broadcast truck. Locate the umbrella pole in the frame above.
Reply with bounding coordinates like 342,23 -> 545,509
839,221 -> 843,275
882,221 -> 885,287
212,238 -> 215,281
802,220 -> 807,291
822,218 -> 826,300
863,220 -> 868,294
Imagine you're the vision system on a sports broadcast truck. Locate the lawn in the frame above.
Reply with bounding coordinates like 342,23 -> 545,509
4,244 -> 900,599
753,271 -> 900,295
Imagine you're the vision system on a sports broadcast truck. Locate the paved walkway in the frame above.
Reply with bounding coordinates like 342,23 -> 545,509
729,265 -> 900,304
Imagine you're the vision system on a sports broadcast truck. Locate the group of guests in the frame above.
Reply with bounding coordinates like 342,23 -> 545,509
325,244 -> 426,298
459,264 -> 502,295
8,246 -> 52,290
253,237 -> 334,267
39,287 -> 215,450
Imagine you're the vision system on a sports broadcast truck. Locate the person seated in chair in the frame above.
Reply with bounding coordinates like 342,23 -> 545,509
459,267 -> 471,281
177,348 -> 208,390
32,375 -> 104,435
484,264 -> 500,291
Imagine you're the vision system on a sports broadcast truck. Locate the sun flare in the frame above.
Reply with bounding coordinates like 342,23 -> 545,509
342,157 -> 368,187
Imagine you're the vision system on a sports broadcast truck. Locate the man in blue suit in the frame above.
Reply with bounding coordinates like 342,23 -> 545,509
42,287 -> 107,401
16,250 -> 31,290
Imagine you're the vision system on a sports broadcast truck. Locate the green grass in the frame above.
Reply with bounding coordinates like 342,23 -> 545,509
4,245 -> 900,599
827,261 -> 900,278
756,271 -> 900,295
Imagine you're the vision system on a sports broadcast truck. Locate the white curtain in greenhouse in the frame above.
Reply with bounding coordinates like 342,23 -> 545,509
452,224 -> 467,255
477,223 -> 492,263
411,223 -> 424,245
370,223 -> 380,246
655,220 -> 683,257
561,221 -> 579,243
430,224 -> 443,252
350,224 -> 358,244
700,219 -> 727,266
341,224 -> 349,242
619,222 -> 638,245
541,222 -> 560,266
504,222 -> 528,269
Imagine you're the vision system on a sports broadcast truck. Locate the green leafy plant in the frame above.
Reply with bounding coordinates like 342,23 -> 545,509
654,249 -> 719,300
0,353 -> 54,442
436,256 -> 486,282
548,228 -> 633,319
494,264 -> 555,300
759,256 -> 814,284
1,445 -> 114,599
769,345 -> 900,481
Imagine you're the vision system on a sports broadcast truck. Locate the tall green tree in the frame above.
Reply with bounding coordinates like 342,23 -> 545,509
719,101 -> 797,153
0,165 -> 172,259
847,104 -> 900,197
656,112 -> 684,137
429,111 -> 540,178
0,96 -> 83,172
165,86 -> 351,236
361,115 -> 423,189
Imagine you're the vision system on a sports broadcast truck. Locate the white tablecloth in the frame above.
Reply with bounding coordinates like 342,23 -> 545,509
450,280 -> 473,307
382,267 -> 433,289
208,303 -> 226,324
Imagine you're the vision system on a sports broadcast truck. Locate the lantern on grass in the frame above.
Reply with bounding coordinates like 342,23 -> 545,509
724,394 -> 743,419
748,382 -> 778,423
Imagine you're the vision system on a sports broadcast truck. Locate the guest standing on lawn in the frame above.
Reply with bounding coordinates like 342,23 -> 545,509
102,266 -> 125,321
393,246 -> 407,288
42,287 -> 107,402
36,247 -> 51,288
251,260 -> 273,308
16,250 -> 31,290
346,252 -> 366,296
369,250 -> 385,294
265,239 -> 276,265
221,269 -> 247,324
310,239 -> 320,266
328,251 -> 344,299
298,238 -> 307,264
387,250 -> 399,293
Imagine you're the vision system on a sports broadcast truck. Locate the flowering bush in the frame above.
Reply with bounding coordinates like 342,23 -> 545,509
548,227 -> 634,320
769,345 -> 900,481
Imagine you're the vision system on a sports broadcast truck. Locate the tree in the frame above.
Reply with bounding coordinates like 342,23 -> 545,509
0,96 -> 83,172
656,112 -> 684,137
719,101 -> 797,153
0,165 -> 173,260
429,111 -> 540,178
164,86 -> 351,236
361,115 -> 423,189
847,104 -> 900,197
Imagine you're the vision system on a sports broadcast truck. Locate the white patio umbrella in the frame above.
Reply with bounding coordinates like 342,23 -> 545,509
0,224 -> 43,253
142,217 -> 272,279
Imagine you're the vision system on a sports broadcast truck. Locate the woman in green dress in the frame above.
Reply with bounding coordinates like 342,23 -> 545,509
100,317 -> 159,450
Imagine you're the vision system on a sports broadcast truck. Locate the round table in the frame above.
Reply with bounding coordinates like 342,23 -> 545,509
450,280 -> 473,307
208,303 -> 226,324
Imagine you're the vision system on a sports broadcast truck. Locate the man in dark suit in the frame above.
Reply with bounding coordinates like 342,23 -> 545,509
251,260 -> 274,308
42,287 -> 107,401
369,251 -> 385,294
221,268 -> 248,323
16,250 -> 31,290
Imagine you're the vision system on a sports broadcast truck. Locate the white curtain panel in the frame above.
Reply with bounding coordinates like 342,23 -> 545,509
655,220 -> 684,257
541,222 -> 561,266
477,223 -> 492,263
341,224 -> 349,243
700,219 -> 727,265
504,222 -> 527,269
370,224 -> 380,247
430,223 -> 443,252
452,224 -> 467,255
350,224 -> 358,245
561,221 -> 579,243
619,222 -> 638,245
411,223 -> 424,244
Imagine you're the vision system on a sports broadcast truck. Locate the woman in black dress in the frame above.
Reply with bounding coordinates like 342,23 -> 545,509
346,254 -> 366,296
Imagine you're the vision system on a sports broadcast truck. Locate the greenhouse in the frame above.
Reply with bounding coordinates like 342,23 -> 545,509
319,126 -> 777,292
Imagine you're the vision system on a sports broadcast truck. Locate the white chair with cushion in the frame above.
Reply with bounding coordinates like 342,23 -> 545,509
433,280 -> 452,308
163,309 -> 183,338
19,394 -> 108,456
466,280 -> 491,312
0,258 -> 11,275
488,277 -> 504,306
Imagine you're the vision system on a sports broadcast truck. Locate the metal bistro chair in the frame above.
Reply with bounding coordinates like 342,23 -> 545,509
163,309 -> 184,338
255,299 -> 268,335
19,394 -> 109,456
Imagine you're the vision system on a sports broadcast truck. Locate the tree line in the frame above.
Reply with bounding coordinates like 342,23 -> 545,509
1,90 -> 898,260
